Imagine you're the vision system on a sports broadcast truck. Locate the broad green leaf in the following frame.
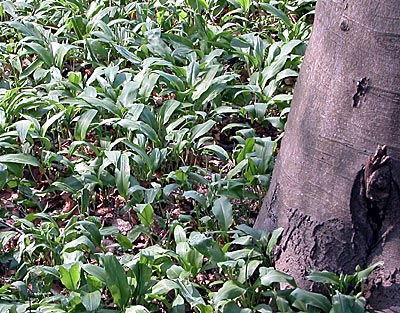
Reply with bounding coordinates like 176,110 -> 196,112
356,261 -> 383,281
172,294 -> 185,313
267,227 -> 284,255
0,163 -> 8,189
183,190 -> 207,208
166,265 -> 185,280
135,204 -> 154,228
59,262 -> 80,291
68,72 -> 82,85
118,82 -> 141,109
63,236 -> 96,253
291,288 -> 331,312
191,120 -> 215,141
260,268 -> 297,287
192,66 -> 219,100
74,109 -> 97,141
81,290 -> 101,312
212,196 -> 233,231
174,225 -> 187,244
159,100 -> 182,125
114,45 -> 142,66
14,120 -> 31,143
103,255 -> 131,308
118,120 -> 160,145
331,293 -> 365,313
307,270 -> 340,285
77,221 -> 102,247
115,152 -> 130,198
189,232 -> 226,264
139,72 -> 160,99
238,260 -> 262,283
154,70 -> 185,91
51,42 -> 76,69
235,224 -> 263,241
152,279 -> 180,295
82,264 -> 107,284
202,144 -> 229,162
78,96 -> 121,116
0,154 -> 41,167
261,55 -> 288,86
177,279 -> 205,306
259,3 -> 292,27
29,265 -> 59,278
125,306 -> 150,313
280,40 -> 303,57
116,234 -> 133,250
187,61 -> 199,87
41,110 -> 65,137
276,68 -> 299,82
213,280 -> 246,304
50,176 -> 83,193
24,42 -> 53,67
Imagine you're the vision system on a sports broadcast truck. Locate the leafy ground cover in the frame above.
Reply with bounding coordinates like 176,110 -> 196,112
0,0 -> 378,312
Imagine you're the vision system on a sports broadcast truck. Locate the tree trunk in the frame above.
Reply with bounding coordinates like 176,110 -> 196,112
255,0 -> 400,311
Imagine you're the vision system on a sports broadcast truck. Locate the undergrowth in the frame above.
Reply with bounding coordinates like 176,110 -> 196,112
0,0 -> 378,312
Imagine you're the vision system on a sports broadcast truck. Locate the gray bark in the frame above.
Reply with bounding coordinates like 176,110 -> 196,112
255,0 -> 400,311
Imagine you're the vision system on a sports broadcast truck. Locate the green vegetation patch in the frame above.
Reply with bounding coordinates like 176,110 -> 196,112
0,0 -> 376,312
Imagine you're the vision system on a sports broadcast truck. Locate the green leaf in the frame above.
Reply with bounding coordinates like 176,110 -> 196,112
0,154 -> 41,168
114,45 -> 142,66
0,163 -> 8,189
291,288 -> 331,312
159,100 -> 182,125
41,110 -> 65,137
103,255 -> 131,308
276,68 -> 299,82
267,227 -> 284,255
331,293 -> 366,313
183,190 -> 207,208
152,279 -> 180,295
135,204 -> 154,228
189,232 -> 227,264
82,264 -> 107,284
174,225 -> 187,244
307,270 -> 340,285
24,42 -> 53,67
14,120 -> 31,143
51,42 -> 76,69
80,290 -> 101,312
115,152 -> 130,198
260,268 -> 297,287
116,234 -> 133,250
192,66 -> 219,100
74,109 -> 97,141
259,3 -> 292,27
202,144 -> 229,162
172,294 -> 185,313
63,236 -> 96,253
78,221 -> 102,247
59,262 -> 81,291
213,280 -> 246,304
356,261 -> 383,281
191,120 -> 215,141
154,70 -> 185,92
238,259 -> 262,284
118,120 -> 160,145
212,196 -> 233,231
125,306 -> 151,313
177,279 -> 205,306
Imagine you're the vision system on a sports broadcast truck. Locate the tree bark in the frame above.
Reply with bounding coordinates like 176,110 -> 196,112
255,0 -> 400,311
